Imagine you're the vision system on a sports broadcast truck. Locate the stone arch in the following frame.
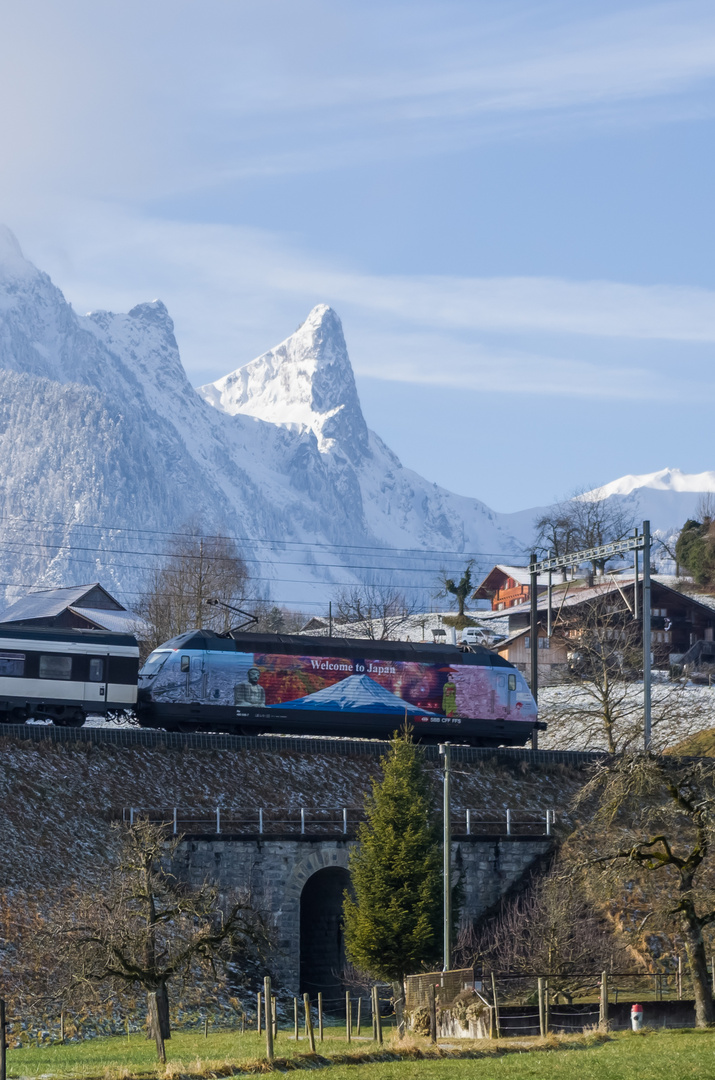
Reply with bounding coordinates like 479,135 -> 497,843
299,864 -> 352,1004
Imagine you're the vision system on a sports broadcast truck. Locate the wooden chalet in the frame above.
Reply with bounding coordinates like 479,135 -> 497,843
477,571 -> 715,674
473,565 -> 550,611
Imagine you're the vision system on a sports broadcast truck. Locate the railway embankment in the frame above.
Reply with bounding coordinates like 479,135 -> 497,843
0,729 -> 588,887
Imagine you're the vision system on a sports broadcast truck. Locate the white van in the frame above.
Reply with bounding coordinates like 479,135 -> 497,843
461,626 -> 486,646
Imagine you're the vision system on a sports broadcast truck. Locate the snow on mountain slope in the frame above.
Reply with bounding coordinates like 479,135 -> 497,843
199,304 -> 369,459
0,225 -> 710,611
0,230 -> 523,608
199,304 -> 522,558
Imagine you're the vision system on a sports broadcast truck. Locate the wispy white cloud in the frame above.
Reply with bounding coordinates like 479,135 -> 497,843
15,208 -> 715,402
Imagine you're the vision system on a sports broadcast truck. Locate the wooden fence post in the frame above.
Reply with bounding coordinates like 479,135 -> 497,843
345,991 -> 351,1042
545,979 -> 550,1033
60,1011 -> 65,1045
294,997 -> 299,1039
599,971 -> 608,1031
148,993 -> 166,1064
257,991 -> 262,1034
428,982 -> 437,1043
491,972 -> 501,1039
373,986 -> 383,1044
318,992 -> 324,1041
356,997 -> 361,1037
538,978 -> 546,1037
204,1017 -> 208,1039
272,996 -> 278,1040
263,977 -> 274,1062
304,994 -> 316,1054
678,955 -> 683,1000
0,998 -> 6,1080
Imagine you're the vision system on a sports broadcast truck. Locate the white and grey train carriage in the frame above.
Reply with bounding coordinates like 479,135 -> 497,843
0,627 -> 139,726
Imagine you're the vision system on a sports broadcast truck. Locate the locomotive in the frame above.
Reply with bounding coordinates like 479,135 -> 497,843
135,629 -> 542,746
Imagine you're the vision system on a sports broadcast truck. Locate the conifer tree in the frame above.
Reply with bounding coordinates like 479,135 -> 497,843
343,728 -> 443,1023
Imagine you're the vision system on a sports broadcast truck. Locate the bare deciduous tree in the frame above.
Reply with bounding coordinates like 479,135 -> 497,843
457,856 -> 632,1001
533,488 -> 637,575
332,584 -> 416,640
573,754 -> 715,1027
37,821 -> 268,1054
138,528 -> 250,652
250,603 -> 308,635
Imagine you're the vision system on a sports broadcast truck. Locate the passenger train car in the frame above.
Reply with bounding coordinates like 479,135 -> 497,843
137,630 -> 543,746
0,627 -> 139,726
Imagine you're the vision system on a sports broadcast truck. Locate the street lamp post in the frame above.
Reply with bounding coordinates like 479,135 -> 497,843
439,742 -> 451,972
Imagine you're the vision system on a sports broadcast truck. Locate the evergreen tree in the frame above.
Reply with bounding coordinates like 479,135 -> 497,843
343,728 -> 443,1014
676,518 -> 715,587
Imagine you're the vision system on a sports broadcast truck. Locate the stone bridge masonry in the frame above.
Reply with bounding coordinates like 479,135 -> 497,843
176,833 -> 553,1001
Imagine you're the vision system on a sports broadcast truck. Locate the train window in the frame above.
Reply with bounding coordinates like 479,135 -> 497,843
508,674 -> 517,691
89,658 -> 104,682
141,650 -> 170,675
0,652 -> 24,677
39,655 -> 72,680
180,655 -> 190,672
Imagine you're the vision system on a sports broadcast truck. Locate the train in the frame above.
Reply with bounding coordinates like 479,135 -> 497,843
0,626 -> 543,746
0,626 -> 139,726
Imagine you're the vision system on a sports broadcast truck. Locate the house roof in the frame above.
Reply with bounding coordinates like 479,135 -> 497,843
495,625 -> 549,651
477,574 -> 715,622
68,607 -> 150,636
0,583 -> 150,636
0,583 -> 124,623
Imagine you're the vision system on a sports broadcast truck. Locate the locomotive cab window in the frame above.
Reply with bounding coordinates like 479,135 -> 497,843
39,655 -> 73,680
89,658 -> 104,682
508,674 -> 517,691
180,655 -> 190,672
0,652 -> 25,677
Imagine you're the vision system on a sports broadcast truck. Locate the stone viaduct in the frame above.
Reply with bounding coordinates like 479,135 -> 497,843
0,725 -> 593,1010
177,832 -> 553,1003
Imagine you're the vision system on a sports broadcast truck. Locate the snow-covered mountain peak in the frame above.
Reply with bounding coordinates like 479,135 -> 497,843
586,468 -> 715,499
0,226 -> 39,283
128,299 -> 174,329
198,303 -> 369,458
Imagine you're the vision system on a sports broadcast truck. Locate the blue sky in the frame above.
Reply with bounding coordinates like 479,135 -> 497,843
2,0 -> 714,510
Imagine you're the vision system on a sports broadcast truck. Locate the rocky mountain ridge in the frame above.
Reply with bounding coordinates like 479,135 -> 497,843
0,229 -> 523,610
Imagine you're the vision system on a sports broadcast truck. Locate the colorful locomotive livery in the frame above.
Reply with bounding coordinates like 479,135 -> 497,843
137,630 -> 540,746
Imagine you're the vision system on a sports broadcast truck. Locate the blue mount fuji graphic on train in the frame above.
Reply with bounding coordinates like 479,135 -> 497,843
280,674 -> 436,715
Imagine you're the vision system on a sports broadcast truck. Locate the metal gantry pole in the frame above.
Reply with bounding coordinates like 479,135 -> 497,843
633,527 -> 640,619
547,567 -> 553,639
530,553 -> 539,749
439,742 -> 451,971
643,519 -> 652,751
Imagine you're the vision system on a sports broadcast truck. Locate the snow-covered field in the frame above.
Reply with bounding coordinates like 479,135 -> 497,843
539,676 -> 715,752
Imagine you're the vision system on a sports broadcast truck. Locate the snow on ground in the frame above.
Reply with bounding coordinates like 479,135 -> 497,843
539,677 -> 715,752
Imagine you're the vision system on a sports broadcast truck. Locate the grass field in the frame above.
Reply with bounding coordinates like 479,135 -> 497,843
5,1026 -> 715,1080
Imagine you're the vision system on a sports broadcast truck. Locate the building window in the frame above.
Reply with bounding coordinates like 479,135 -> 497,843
39,655 -> 72,680
539,637 -> 550,650
525,636 -> 530,650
